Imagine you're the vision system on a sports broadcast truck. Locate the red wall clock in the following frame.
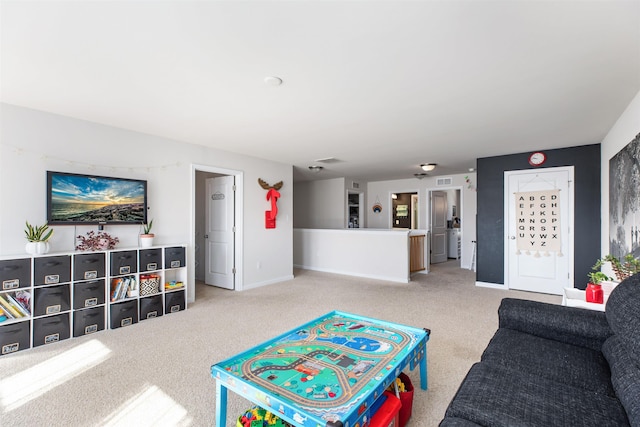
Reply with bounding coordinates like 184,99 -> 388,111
528,151 -> 547,167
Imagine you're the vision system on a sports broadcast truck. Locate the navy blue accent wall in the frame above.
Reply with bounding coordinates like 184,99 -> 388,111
476,144 -> 601,289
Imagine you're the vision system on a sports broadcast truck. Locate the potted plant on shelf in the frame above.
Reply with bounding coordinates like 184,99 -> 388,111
140,219 -> 154,248
585,271 -> 610,304
24,221 -> 53,255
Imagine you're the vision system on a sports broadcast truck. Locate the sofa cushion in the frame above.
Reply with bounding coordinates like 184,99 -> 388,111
481,328 -> 615,396
606,273 -> 640,365
603,335 -> 640,427
444,362 -> 629,427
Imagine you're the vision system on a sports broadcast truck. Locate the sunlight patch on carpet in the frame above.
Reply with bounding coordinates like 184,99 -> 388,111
0,339 -> 111,412
102,384 -> 192,427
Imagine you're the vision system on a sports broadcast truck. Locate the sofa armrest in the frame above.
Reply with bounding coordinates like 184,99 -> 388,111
498,298 -> 612,351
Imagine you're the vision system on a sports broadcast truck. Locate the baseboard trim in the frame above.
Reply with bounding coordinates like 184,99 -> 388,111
475,281 -> 507,290
411,269 -> 429,275
294,264 -> 409,284
242,274 -> 295,291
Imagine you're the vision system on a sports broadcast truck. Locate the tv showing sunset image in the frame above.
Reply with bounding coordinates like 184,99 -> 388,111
47,171 -> 147,224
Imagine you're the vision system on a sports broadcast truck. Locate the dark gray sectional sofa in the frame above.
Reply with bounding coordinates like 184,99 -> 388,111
440,273 -> 640,427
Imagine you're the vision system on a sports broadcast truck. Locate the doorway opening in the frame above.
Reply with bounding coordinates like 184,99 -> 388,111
428,188 -> 462,266
347,190 -> 364,228
391,192 -> 419,229
192,165 -> 243,294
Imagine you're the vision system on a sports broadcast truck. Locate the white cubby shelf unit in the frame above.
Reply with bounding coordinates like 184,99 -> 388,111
0,244 -> 187,356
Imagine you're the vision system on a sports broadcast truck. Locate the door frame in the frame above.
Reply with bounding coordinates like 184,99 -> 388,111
346,190 -> 364,228
427,186 -> 464,265
503,166 -> 574,292
191,164 -> 244,294
429,190 -> 448,264
411,194 -> 419,229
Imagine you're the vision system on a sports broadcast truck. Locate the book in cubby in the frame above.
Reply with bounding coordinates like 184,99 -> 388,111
110,275 -> 138,302
0,290 -> 31,323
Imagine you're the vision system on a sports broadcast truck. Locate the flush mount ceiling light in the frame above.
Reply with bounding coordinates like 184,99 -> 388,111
264,76 -> 283,87
308,165 -> 324,173
421,163 -> 437,172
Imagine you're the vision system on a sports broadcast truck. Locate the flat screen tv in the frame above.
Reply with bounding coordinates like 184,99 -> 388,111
47,171 -> 147,225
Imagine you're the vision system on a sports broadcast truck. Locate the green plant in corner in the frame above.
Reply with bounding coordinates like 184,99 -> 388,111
593,254 -> 640,282
24,221 -> 53,242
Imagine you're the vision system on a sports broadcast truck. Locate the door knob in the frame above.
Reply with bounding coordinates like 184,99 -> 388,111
204,234 -> 209,238
510,236 -> 516,240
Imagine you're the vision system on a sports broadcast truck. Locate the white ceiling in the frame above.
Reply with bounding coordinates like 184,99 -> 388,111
2,1 -> 639,182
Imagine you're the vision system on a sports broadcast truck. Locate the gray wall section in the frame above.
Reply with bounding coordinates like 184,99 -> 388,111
293,178 -> 346,229
477,144 -> 601,289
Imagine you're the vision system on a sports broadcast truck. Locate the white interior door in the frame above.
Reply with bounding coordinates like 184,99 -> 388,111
430,191 -> 448,264
205,176 -> 235,289
505,167 -> 574,295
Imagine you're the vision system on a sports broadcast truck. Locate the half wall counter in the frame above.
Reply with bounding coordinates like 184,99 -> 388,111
293,228 -> 429,283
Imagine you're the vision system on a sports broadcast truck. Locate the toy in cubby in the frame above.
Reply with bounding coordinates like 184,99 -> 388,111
164,280 -> 184,290
237,406 -> 292,427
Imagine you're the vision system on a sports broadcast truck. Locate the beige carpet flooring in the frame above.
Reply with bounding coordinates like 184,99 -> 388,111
0,263 -> 560,427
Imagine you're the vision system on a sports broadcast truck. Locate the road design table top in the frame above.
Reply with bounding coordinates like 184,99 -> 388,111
211,310 -> 429,427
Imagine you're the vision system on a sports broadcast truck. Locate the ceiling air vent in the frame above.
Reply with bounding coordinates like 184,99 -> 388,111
436,177 -> 453,186
314,157 -> 341,164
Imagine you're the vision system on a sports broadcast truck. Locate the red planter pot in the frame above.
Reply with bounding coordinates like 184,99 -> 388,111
586,283 -> 604,304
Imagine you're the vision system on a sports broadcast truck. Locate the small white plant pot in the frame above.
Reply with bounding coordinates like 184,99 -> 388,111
140,234 -> 155,248
26,241 -> 50,255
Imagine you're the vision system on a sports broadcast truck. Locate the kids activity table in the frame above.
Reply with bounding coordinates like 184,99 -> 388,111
211,310 -> 429,427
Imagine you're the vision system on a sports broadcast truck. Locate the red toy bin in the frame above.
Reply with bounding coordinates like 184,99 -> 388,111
370,391 -> 402,427
397,372 -> 414,427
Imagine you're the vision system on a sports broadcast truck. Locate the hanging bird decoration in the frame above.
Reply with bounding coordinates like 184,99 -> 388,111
258,179 -> 283,229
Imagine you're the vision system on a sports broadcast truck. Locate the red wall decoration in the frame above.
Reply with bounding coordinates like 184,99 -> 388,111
258,179 -> 283,229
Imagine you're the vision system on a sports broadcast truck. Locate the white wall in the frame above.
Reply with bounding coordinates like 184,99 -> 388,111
367,174 -> 477,269
444,189 -> 460,221
0,103 -> 293,296
600,89 -> 640,256
293,177 -> 346,228
293,228 -> 412,283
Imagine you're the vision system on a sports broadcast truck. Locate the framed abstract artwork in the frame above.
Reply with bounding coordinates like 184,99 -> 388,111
609,132 -> 640,258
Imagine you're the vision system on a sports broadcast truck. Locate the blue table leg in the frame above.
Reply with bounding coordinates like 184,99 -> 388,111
420,347 -> 428,390
216,381 -> 228,427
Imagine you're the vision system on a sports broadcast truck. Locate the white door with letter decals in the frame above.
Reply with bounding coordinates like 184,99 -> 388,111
505,167 -> 574,295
